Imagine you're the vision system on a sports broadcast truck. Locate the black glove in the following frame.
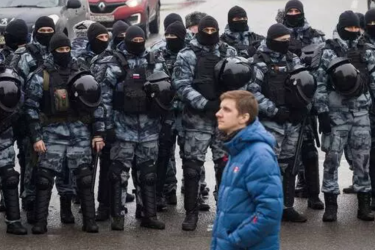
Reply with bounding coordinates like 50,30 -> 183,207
318,112 -> 331,134
105,128 -> 116,144
274,107 -> 290,124
204,100 -> 221,113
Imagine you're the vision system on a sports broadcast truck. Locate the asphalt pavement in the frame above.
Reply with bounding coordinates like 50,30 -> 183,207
2,0 -> 375,249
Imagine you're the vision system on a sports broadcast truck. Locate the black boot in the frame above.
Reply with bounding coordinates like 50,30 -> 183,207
75,166 -> 98,233
0,193 -> 5,212
139,161 -> 165,230
182,160 -> 201,231
166,189 -> 177,205
60,195 -> 75,224
372,196 -> 375,211
294,171 -> 308,198
95,203 -> 110,221
32,169 -> 54,234
156,195 -> 167,212
1,168 -> 27,235
282,170 -> 307,223
303,147 -> 324,210
25,199 -> 36,224
198,194 -> 210,211
110,175 -> 124,230
357,192 -> 374,221
322,193 -> 338,222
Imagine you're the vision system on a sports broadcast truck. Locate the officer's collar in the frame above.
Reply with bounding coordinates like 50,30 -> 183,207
190,38 -> 221,52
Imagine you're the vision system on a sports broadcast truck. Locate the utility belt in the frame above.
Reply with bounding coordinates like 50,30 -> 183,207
40,113 -> 92,126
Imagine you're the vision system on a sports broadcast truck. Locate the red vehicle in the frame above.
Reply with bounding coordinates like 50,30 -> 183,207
89,0 -> 160,37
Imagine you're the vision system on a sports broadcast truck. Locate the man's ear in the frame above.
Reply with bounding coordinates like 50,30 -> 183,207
240,113 -> 250,125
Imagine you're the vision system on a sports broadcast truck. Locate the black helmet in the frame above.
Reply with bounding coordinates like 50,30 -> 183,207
68,71 -> 102,113
327,57 -> 363,97
0,67 -> 22,116
214,56 -> 252,91
144,71 -> 174,116
285,66 -> 317,108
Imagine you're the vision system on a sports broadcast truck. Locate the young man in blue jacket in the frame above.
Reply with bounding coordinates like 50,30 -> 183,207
211,90 -> 283,250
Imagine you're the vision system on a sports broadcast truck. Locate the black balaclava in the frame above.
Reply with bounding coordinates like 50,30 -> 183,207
87,23 -> 108,55
284,0 -> 305,28
125,26 -> 146,55
356,12 -> 365,30
228,6 -> 248,32
34,16 -> 55,48
365,9 -> 375,38
112,20 -> 129,47
4,19 -> 28,50
266,23 -> 291,54
337,10 -> 360,41
50,32 -> 72,68
164,13 -> 183,30
165,21 -> 187,53
196,16 -> 220,46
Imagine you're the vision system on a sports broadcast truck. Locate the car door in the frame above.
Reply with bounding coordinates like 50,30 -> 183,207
62,0 -> 88,37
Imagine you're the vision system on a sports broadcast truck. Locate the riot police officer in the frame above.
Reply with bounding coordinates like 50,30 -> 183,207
77,23 -> 109,71
185,11 -> 207,43
152,21 -> 186,211
72,20 -> 96,58
248,23 -> 309,223
111,20 -> 129,49
0,63 -> 27,235
25,32 -> 104,234
11,16 -> 57,224
282,1 -> 325,206
173,15 -> 237,231
1,19 -> 29,64
93,25 -> 168,230
314,11 -> 375,222
220,6 -> 264,58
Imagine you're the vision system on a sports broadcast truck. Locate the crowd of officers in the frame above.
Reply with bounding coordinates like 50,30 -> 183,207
0,0 -> 374,236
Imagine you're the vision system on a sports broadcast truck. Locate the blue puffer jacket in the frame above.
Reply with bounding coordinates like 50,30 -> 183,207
211,118 -> 283,250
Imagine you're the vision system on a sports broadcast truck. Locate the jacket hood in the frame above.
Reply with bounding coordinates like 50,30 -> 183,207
224,118 -> 276,156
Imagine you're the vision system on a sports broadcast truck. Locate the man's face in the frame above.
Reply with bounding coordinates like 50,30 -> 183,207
216,99 -> 249,135
286,8 -> 301,15
189,25 -> 199,34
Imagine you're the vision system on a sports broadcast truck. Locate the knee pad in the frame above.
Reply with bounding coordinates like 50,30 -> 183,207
74,164 -> 93,188
138,160 -> 157,185
36,169 -> 54,190
108,160 -> 123,182
183,160 -> 202,180
0,166 -> 19,189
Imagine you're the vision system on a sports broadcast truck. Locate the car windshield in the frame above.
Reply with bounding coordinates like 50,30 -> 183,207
0,0 -> 59,8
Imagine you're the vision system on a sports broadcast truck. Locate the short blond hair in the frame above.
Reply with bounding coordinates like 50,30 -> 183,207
220,90 -> 258,124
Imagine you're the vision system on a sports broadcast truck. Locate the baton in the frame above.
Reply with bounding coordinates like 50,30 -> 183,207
292,117 -> 307,176
91,143 -> 101,193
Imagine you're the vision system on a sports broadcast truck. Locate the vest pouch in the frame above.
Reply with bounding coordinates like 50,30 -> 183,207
122,72 -> 147,114
52,88 -> 70,113
262,67 -> 289,107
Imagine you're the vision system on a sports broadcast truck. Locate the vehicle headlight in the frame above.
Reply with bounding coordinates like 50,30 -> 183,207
48,14 -> 60,24
126,0 -> 142,8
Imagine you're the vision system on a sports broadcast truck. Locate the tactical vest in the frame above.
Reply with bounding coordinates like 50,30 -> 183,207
253,51 -> 294,108
112,51 -> 156,114
163,52 -> 177,76
39,62 -> 91,124
289,28 -> 324,57
221,32 -> 263,58
190,43 -> 227,101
